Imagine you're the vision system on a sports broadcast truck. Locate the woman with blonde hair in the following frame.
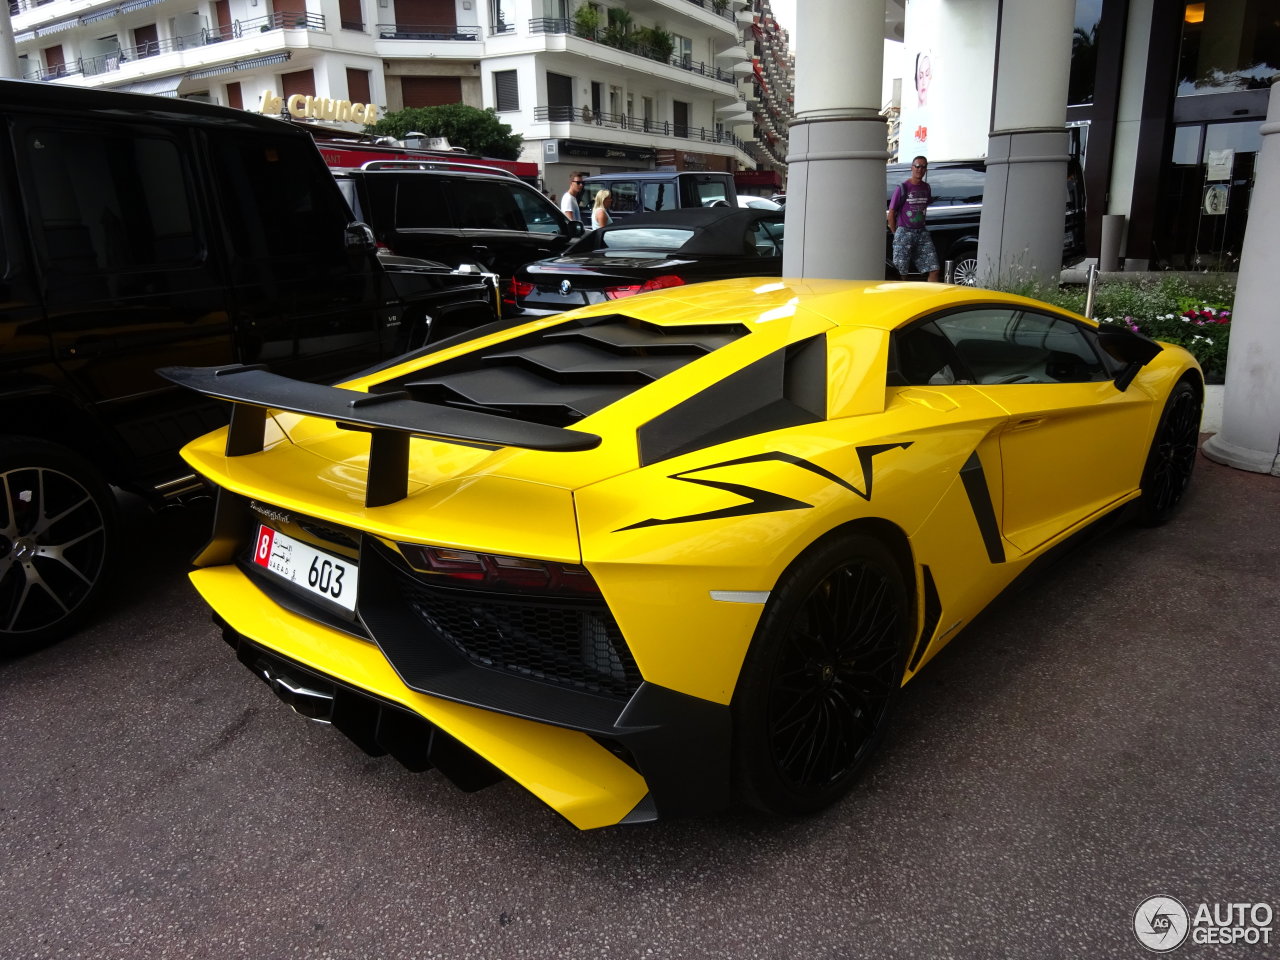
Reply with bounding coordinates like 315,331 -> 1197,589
591,189 -> 614,230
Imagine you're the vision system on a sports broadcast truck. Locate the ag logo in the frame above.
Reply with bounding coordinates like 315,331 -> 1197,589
1134,896 -> 1190,952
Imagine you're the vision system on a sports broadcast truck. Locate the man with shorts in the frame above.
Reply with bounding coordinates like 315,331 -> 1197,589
887,156 -> 940,282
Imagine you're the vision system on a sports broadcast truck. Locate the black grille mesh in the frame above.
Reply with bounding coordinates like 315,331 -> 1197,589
392,569 -> 642,700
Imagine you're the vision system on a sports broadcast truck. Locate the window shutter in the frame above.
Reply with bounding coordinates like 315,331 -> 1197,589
494,70 -> 519,112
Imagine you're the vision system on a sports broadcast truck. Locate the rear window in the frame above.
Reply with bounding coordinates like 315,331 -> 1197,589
598,227 -> 694,251
694,180 -> 730,206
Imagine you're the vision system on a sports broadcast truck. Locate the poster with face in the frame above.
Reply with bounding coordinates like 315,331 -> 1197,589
909,48 -> 933,150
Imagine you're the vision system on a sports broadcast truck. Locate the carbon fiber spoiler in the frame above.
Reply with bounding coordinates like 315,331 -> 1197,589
158,364 -> 602,507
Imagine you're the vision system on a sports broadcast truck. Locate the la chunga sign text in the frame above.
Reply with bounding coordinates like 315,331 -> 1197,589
261,91 -> 379,123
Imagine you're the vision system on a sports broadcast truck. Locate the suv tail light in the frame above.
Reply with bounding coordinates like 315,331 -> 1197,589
603,274 -> 686,300
397,544 -> 602,598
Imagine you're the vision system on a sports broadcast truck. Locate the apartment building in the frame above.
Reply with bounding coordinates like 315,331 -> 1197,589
10,0 -> 789,185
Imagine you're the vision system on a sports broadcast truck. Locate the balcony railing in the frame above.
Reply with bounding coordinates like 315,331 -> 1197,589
682,0 -> 736,22
376,22 -> 480,40
533,104 -> 756,156
33,13 -> 321,80
530,19 -> 734,83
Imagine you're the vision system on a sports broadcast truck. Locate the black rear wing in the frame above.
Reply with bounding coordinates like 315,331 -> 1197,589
159,364 -> 601,508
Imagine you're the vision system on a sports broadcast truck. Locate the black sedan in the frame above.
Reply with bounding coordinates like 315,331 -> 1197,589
509,207 -> 784,315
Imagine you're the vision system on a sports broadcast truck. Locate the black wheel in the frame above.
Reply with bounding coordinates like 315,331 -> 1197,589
1137,379 -> 1202,526
732,534 -> 911,815
949,245 -> 979,286
0,439 -> 117,656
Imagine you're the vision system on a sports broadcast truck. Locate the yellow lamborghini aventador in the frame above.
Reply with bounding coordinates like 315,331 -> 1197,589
163,279 -> 1202,829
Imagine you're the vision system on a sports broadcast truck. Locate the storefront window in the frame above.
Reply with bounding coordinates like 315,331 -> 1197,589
1171,125 -> 1201,165
1203,119 -> 1262,160
1177,0 -> 1280,96
1157,119 -> 1259,270
1069,0 -> 1103,105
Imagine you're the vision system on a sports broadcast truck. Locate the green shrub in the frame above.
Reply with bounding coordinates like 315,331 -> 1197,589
989,273 -> 1236,384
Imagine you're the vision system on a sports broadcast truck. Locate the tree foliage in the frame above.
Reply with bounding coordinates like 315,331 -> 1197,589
365,104 -> 524,160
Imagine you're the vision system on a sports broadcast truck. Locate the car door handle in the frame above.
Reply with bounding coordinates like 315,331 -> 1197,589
1011,417 -> 1045,431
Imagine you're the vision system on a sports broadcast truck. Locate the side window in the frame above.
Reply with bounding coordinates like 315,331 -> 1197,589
388,176 -> 451,228
693,179 -> 729,206
335,178 -> 362,220
212,134 -> 352,260
606,181 -> 640,214
451,180 -> 525,231
925,165 -> 984,206
506,184 -> 563,234
20,126 -> 200,272
891,321 -> 964,386
751,218 -> 785,256
641,181 -> 672,212
913,308 -> 1109,385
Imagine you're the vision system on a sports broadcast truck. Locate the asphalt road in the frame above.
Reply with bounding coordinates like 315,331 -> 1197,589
2,449 -> 1278,960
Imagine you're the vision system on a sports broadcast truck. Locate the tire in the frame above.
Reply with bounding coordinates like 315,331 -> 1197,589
732,533 -> 911,815
0,438 -> 118,656
1137,379 -> 1202,526
948,244 -> 979,286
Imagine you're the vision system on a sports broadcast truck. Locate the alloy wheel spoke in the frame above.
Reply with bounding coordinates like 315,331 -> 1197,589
768,559 -> 902,789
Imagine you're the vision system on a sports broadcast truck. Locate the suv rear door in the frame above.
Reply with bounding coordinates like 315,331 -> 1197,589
12,116 -> 233,478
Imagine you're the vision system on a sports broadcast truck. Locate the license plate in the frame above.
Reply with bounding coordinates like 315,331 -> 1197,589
253,524 -> 358,612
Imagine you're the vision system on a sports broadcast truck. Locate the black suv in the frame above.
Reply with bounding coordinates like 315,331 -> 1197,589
333,162 -> 584,316
884,158 -> 1086,283
0,81 -> 497,654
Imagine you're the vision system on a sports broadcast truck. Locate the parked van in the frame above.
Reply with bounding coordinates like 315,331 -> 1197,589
579,170 -> 739,220
0,80 -> 496,654
884,157 -> 1086,283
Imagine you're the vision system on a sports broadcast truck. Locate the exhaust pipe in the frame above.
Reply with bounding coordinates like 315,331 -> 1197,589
254,657 -> 335,723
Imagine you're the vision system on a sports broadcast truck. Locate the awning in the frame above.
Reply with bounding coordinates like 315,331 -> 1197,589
81,0 -> 164,22
115,76 -> 182,97
35,18 -> 80,35
185,52 -> 291,80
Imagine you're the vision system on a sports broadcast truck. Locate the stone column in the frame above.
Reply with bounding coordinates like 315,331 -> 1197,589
782,0 -> 887,280
1202,83 -> 1280,477
976,0 -> 1074,287
0,2 -> 20,79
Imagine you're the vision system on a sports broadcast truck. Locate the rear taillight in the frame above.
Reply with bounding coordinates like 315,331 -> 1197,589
603,274 -> 686,300
505,277 -> 535,307
397,545 -> 602,598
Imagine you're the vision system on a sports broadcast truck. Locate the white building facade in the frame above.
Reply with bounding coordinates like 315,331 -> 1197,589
11,0 -> 774,186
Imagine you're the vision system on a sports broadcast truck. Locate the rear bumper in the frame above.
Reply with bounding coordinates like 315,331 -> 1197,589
192,563 -> 732,829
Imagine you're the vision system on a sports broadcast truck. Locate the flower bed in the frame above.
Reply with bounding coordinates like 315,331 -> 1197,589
992,273 -> 1235,383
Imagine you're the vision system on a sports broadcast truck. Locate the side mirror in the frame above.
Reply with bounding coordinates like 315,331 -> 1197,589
1097,326 -> 1162,391
567,221 -> 586,238
344,221 -> 377,255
